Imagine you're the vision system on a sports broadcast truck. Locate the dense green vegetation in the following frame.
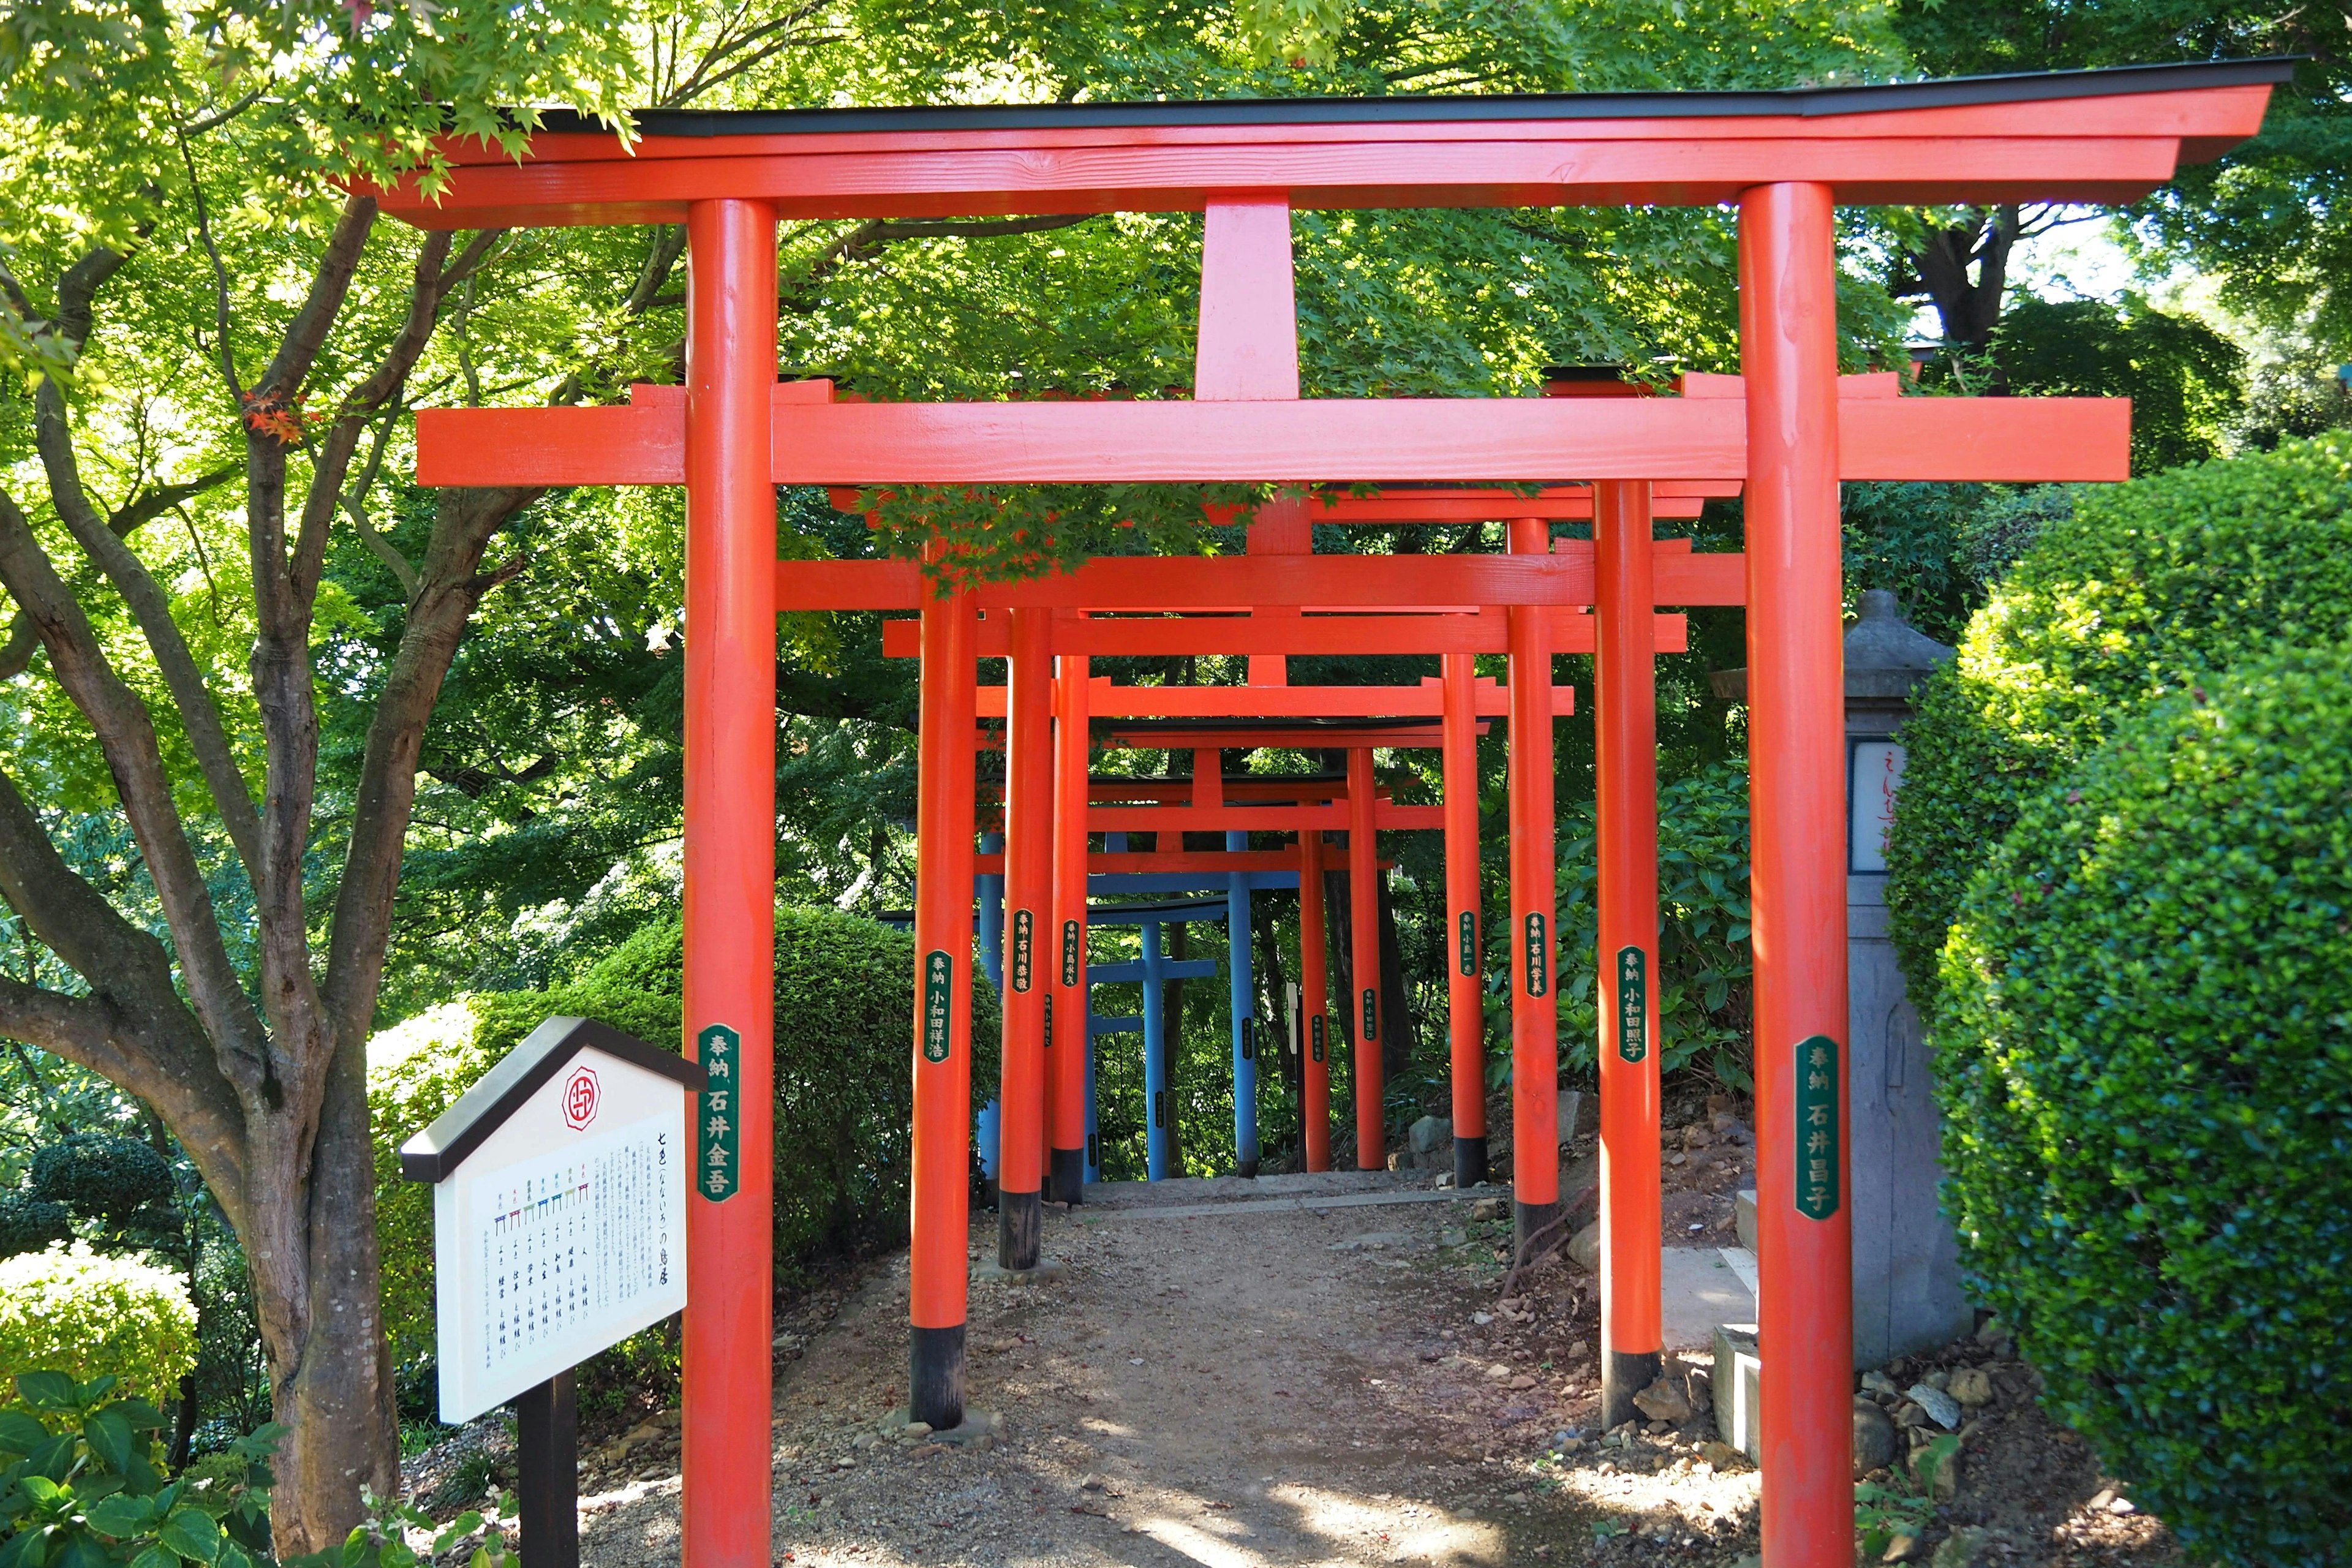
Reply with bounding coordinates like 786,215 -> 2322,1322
1931,644 -> 2352,1566
1883,431 -> 2352,1019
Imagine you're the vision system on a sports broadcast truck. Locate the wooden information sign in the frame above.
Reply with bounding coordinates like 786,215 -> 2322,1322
401,1016 -> 707,1568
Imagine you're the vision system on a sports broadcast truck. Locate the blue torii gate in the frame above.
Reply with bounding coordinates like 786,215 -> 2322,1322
975,830 -> 1295,1180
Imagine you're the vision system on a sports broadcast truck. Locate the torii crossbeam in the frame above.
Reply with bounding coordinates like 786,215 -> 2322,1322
379,58 -> 2283,1568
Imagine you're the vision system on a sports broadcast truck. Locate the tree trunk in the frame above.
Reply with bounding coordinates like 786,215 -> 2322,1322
1912,205 -> 2020,361
256,1037 -> 398,1552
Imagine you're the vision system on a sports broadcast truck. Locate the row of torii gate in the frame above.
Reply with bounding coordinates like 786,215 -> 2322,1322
380,58 -> 2279,1566
935,461 -> 1727,1196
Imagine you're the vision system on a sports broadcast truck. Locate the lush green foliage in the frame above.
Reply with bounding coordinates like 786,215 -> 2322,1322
1884,431 -> 2352,1018
1556,759 -> 1752,1086
1891,1 -> 2352,355
1996,296 -> 2248,473
0,1248 -> 197,1412
370,908 -> 1000,1359
1841,483 -> 2074,644
0,1200 -> 67,1261
0,1373 -> 275,1568
1932,644 -> 2352,1566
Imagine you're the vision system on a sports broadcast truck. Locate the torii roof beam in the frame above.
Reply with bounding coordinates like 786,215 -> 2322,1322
368,62 -> 2286,228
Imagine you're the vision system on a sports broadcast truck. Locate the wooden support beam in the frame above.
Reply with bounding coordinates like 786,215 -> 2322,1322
418,386 -> 2132,488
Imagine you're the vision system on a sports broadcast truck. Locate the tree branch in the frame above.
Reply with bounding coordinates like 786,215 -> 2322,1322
0,763 -> 251,1209
320,483 -> 542,1038
33,371 -> 265,874
0,486 -> 270,1082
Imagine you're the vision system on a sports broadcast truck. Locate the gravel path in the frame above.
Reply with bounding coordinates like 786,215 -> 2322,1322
575,1176 -> 1654,1567
538,1155 -> 2176,1568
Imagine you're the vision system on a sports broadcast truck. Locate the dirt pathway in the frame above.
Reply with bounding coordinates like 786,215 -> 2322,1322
550,1165 -> 2174,1568
575,1172 -> 1753,1568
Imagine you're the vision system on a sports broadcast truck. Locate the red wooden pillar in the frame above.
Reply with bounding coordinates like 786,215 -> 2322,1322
1506,516 -> 1561,1255
1441,652 -> 1487,1188
1346,746 -> 1383,1171
680,198 -> 777,1568
910,582 -> 978,1430
1741,180 -> 1855,1566
1047,650 -> 1090,1202
1297,827 -> 1331,1172
1596,479 -> 1664,1427
999,608 -> 1052,1266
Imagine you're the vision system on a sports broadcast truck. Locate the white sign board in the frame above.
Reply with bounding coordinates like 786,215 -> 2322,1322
1850,739 -> 1907,873
410,1031 -> 693,1424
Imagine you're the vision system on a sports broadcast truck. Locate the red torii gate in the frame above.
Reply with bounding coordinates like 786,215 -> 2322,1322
379,58 -> 2282,1568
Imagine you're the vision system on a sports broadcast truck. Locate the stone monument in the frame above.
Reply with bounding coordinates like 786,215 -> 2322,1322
1711,589 -> 1974,1373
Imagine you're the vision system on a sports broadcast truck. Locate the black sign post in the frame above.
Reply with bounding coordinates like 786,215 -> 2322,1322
514,1371 -> 579,1568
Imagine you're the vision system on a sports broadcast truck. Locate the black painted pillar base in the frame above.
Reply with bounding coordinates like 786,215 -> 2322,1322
910,1322 -> 966,1431
1235,1158 -> 1259,1178
999,1188 -> 1042,1270
1048,1146 -> 1085,1205
514,1370 -> 579,1568
1454,1134 -> 1488,1189
1602,1348 -> 1664,1431
1513,1198 -> 1559,1262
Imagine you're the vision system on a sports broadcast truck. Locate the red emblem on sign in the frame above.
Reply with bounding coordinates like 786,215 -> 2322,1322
562,1065 -> 600,1130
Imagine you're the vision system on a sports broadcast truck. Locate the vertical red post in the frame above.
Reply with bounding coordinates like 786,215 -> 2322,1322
998,608 -> 1052,1267
1346,747 -> 1383,1171
1441,652 -> 1487,1188
680,197 -> 777,1568
1297,827 -> 1331,1172
1741,180 -> 1855,1566
1506,516 -> 1561,1256
1047,650 -> 1091,1202
910,582 -> 978,1430
1596,480 -> 1664,1427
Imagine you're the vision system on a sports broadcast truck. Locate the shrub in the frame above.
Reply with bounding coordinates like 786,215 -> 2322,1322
0,1197 -> 69,1262
1885,431 -> 2352,1020
371,909 -> 1001,1361
0,1245 -> 198,1410
28,1134 -> 181,1250
1932,645 -> 2352,1566
1556,758 -> 1752,1085
0,1372 -> 275,1568
29,1134 -> 175,1226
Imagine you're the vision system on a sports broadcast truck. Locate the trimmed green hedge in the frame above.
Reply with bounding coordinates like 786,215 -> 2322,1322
1885,431 -> 2352,1020
371,908 -> 1000,1362
1932,645 -> 2352,1566
0,1244 -> 197,1409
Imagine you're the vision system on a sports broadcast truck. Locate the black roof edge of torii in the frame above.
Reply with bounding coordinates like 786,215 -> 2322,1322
518,58 -> 2300,140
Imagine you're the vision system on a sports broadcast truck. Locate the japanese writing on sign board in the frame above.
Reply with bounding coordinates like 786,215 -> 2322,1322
922,950 -> 954,1063
1616,946 -> 1648,1065
1524,912 -> 1548,998
696,1024 -> 739,1200
1010,910 -> 1034,992
1795,1035 -> 1841,1221
1457,911 -> 1477,977
1061,920 -> 1082,986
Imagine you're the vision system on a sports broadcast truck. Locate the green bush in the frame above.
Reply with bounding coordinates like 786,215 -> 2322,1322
0,1373 -> 275,1568
1885,431 -> 2352,1020
0,1198 -> 69,1262
371,908 -> 1001,1361
1932,645 -> 2352,1566
1556,758 -> 1752,1085
0,1245 -> 197,1411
